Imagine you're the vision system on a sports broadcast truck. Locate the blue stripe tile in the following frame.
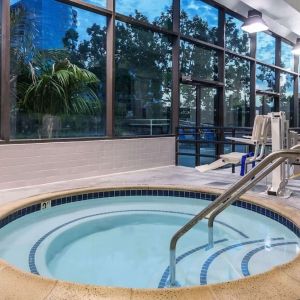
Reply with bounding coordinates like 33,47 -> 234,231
0,189 -> 299,248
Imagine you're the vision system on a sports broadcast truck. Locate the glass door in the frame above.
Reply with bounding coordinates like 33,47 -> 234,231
178,83 -> 219,167
198,86 -> 218,165
178,84 -> 197,167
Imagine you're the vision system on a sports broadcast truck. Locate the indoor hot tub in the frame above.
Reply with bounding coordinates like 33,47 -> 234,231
0,187 -> 299,290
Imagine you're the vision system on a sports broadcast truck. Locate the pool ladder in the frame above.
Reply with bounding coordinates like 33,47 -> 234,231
169,146 -> 300,287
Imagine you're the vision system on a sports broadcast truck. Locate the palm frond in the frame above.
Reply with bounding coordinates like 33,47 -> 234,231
20,59 -> 102,116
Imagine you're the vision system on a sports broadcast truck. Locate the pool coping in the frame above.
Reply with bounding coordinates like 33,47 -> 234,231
0,185 -> 300,299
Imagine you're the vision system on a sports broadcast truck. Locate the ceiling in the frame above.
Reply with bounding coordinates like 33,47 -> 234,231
215,0 -> 300,43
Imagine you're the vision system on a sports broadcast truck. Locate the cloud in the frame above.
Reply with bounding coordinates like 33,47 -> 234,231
116,0 -> 171,21
256,33 -> 275,64
74,7 -> 107,41
182,0 -> 218,25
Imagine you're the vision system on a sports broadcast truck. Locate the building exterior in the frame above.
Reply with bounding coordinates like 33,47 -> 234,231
10,0 -> 77,50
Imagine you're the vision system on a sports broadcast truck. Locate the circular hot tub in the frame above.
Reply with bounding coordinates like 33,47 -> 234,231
0,188 -> 299,289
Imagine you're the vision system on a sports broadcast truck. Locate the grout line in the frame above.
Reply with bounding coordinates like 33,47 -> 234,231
0,165 -> 175,192
43,280 -> 59,300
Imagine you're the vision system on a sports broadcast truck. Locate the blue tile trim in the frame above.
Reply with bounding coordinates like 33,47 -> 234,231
241,241 -> 299,277
0,204 -> 41,229
158,239 -> 227,288
199,237 -> 285,285
28,210 -> 245,276
0,189 -> 299,239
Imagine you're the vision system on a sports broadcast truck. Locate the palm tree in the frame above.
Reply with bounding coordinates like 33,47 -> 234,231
22,58 -> 101,115
20,58 -> 102,138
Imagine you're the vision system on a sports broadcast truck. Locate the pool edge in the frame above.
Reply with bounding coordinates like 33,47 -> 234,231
0,185 -> 300,299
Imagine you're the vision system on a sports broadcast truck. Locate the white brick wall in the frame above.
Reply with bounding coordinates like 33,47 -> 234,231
0,137 -> 175,189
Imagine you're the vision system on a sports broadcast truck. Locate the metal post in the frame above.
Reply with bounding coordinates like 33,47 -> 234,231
171,0 -> 180,135
1,0 -> 10,141
106,0 -> 115,137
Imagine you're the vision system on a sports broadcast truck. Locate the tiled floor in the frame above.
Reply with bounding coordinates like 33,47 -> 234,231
1,165 -> 300,212
1,166 -> 300,299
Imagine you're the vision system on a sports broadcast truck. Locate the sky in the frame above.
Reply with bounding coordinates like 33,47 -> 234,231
181,0 -> 218,26
116,0 -> 172,22
256,32 -> 276,65
10,0 -> 294,72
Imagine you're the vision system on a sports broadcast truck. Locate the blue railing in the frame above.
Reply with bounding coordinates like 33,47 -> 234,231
176,126 -> 253,172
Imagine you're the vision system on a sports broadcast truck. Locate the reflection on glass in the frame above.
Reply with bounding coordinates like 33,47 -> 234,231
200,88 -> 217,126
200,152 -> 216,165
225,14 -> 250,56
116,0 -> 172,29
0,1 -> 1,131
225,54 -> 250,127
180,41 -> 218,81
281,41 -> 294,71
82,0 -> 106,7
180,84 -> 196,127
115,21 -> 172,136
256,95 -> 275,115
10,0 -> 106,139
180,0 -> 219,44
256,32 -> 275,65
256,64 -> 276,92
280,73 -> 294,122
199,87 -> 217,166
178,155 -> 196,167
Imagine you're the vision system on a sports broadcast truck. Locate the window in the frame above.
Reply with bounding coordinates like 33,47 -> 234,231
10,0 -> 106,139
256,64 -> 276,92
116,0 -> 172,30
82,0 -> 106,7
281,41 -> 294,71
225,14 -> 250,56
280,72 -> 294,122
256,32 -> 275,65
180,0 -> 219,44
0,1 -> 2,136
225,55 -> 250,127
180,41 -> 218,81
180,84 -> 196,127
115,22 -> 172,136
256,95 -> 275,115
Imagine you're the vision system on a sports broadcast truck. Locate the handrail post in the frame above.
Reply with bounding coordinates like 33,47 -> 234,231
169,248 -> 176,287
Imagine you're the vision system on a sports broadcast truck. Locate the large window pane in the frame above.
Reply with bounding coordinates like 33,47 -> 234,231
225,14 -> 250,56
116,0 -> 172,30
180,0 -> 219,44
10,0 -> 106,139
180,84 -> 196,127
280,73 -> 294,122
180,41 -> 218,81
200,88 -> 217,126
256,32 -> 275,65
281,41 -> 294,71
115,22 -> 172,136
256,95 -> 275,115
0,1 -> 2,135
81,0 -> 106,7
225,55 -> 250,127
256,64 -> 276,92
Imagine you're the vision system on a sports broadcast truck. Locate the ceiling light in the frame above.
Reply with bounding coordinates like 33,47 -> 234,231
292,38 -> 300,55
241,10 -> 269,34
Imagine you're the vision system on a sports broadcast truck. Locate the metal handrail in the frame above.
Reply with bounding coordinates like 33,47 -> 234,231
169,146 -> 300,287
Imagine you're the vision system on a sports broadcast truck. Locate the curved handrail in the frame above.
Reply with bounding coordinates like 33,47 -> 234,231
169,147 -> 300,287
207,144 -> 300,245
